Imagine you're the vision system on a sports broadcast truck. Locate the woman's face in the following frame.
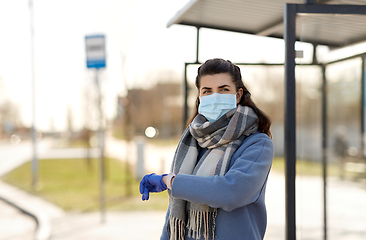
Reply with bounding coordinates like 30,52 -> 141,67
199,73 -> 243,104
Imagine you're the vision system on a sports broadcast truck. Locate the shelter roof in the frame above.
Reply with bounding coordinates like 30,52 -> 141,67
167,0 -> 366,48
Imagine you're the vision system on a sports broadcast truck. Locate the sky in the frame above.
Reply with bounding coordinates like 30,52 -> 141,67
0,0 -> 197,132
3,0 -> 358,132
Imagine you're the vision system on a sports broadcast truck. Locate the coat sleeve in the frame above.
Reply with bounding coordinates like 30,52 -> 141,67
171,134 -> 274,212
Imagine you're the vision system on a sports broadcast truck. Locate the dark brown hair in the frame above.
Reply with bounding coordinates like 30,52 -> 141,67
186,58 -> 272,138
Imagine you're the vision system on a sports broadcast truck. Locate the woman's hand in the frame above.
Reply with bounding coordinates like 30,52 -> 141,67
139,173 -> 167,201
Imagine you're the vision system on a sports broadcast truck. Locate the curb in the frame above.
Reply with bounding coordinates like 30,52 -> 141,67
0,196 -> 50,240
0,181 -> 64,240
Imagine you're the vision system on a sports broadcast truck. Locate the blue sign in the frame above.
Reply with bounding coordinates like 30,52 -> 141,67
85,35 -> 106,69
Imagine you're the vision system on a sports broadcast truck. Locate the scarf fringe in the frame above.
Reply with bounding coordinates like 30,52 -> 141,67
187,209 -> 217,240
168,216 -> 185,240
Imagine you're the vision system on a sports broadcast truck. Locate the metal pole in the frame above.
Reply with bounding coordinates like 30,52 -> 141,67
29,0 -> 38,189
195,27 -> 200,64
284,4 -> 297,240
312,44 -> 318,65
321,65 -> 328,240
96,69 -> 106,223
361,56 -> 366,157
183,63 -> 188,128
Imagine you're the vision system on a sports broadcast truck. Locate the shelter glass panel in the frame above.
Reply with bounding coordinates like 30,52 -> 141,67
297,16 -> 366,240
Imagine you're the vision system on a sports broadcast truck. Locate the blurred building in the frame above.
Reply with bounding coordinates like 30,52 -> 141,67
114,82 -> 183,139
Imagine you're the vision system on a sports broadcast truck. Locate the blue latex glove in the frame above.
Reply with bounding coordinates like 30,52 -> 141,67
139,173 -> 167,201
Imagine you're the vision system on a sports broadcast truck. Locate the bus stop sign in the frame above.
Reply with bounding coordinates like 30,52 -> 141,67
85,35 -> 106,69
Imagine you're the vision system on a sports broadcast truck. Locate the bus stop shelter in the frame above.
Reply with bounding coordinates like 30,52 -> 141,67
167,1 -> 366,239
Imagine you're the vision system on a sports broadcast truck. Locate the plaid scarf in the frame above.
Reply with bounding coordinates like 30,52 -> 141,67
167,105 -> 259,240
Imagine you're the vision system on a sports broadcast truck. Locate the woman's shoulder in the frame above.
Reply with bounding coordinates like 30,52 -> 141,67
234,132 -> 274,156
243,132 -> 273,146
230,132 -> 274,167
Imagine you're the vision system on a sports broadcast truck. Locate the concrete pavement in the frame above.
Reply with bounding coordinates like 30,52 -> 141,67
50,211 -> 166,240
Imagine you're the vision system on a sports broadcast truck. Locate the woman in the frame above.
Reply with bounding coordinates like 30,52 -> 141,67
139,58 -> 274,240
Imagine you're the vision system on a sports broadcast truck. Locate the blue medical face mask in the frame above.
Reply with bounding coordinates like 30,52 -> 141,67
198,93 -> 237,122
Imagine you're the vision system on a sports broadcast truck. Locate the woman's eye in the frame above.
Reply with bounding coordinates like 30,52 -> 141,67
221,88 -> 229,92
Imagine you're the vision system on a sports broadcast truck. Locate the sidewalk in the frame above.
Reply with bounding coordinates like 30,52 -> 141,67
50,211 -> 166,240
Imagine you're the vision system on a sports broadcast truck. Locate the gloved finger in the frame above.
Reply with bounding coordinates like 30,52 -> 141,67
139,175 -> 150,194
139,180 -> 145,194
142,187 -> 150,201
140,183 -> 147,197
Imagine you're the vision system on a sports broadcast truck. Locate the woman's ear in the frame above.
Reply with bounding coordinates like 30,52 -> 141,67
236,88 -> 243,104
196,94 -> 200,107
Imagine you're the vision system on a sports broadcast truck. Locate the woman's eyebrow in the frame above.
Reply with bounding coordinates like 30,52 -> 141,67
218,84 -> 231,88
201,86 -> 212,90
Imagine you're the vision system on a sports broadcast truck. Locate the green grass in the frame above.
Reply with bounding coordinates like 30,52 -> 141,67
272,157 -> 340,177
1,158 -> 168,212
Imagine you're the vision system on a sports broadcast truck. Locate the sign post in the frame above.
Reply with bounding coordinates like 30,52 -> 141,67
85,34 -> 106,223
